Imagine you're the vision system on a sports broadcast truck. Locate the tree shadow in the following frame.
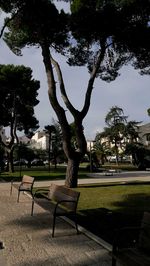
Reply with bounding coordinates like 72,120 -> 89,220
75,192 -> 150,244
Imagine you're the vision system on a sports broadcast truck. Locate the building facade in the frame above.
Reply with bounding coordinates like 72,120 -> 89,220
138,123 -> 150,149
30,131 -> 49,150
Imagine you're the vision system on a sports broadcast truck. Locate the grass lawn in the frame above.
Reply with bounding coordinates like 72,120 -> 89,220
75,183 -> 150,244
0,164 -> 88,182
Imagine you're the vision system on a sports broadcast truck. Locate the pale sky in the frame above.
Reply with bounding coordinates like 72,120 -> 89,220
1,7 -> 150,140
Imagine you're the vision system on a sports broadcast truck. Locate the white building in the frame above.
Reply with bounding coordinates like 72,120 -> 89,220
87,140 -> 95,152
138,123 -> 150,148
18,135 -> 30,145
30,131 -> 49,150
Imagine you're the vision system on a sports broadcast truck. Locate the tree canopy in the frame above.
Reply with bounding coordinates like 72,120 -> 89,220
0,64 -> 40,172
0,64 -> 39,135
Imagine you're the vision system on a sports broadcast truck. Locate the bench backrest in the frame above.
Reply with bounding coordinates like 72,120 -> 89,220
21,175 -> 35,189
138,212 -> 150,252
48,183 -> 80,212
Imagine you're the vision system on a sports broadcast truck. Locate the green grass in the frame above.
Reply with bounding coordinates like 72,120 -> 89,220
0,164 -> 88,182
77,183 -> 150,211
0,162 -> 138,182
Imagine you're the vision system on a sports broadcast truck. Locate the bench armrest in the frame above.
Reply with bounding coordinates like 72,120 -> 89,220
33,188 -> 49,198
54,200 -> 78,214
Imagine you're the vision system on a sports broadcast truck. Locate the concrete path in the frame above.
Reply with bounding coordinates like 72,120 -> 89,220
86,170 -> 150,184
0,182 -> 113,266
1,171 -> 148,265
34,170 -> 150,188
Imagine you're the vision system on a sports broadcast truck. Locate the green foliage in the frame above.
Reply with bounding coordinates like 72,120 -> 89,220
103,106 -> 127,148
105,106 -> 127,126
125,120 -> 141,142
1,0 -> 150,79
70,0 -> 150,80
125,142 -> 150,169
96,106 -> 142,164
0,64 -> 39,134
147,108 -> 150,116
44,122 -> 64,161
2,0 -> 69,55
14,143 -> 35,162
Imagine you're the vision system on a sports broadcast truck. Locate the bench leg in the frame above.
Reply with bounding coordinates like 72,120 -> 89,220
112,257 -> 116,266
52,215 -> 56,238
10,183 -> 13,196
74,215 -> 79,234
31,200 -> 35,216
17,190 -> 20,202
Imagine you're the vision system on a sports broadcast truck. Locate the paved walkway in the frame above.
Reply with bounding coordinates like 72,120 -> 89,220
1,171 -> 148,265
34,170 -> 150,188
0,182 -> 113,266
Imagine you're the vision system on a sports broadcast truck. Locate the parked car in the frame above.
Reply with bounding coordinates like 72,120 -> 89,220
43,160 -> 49,165
13,159 -> 28,166
31,159 -> 45,166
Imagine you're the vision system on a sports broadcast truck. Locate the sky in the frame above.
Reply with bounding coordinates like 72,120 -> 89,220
1,5 -> 150,141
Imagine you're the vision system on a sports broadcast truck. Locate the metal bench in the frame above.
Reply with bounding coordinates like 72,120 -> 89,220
31,183 -> 80,237
112,212 -> 150,266
10,175 -> 35,202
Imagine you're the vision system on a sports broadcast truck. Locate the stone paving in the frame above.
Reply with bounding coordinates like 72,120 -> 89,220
0,182 -> 113,266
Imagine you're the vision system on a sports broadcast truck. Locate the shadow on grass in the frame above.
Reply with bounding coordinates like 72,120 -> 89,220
75,193 -> 150,244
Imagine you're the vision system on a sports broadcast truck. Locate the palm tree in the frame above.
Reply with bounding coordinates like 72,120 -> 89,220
94,133 -> 111,165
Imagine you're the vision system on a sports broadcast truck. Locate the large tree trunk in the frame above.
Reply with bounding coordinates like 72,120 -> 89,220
65,157 -> 80,188
41,43 -> 103,187
7,148 -> 14,173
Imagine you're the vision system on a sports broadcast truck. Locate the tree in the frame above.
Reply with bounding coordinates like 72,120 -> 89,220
125,142 -> 147,169
13,143 -> 36,168
44,124 -> 56,171
45,121 -> 64,169
0,0 -> 150,185
51,120 -> 64,166
125,121 -> 141,144
94,133 -> 112,165
0,64 -> 40,172
101,106 -> 127,164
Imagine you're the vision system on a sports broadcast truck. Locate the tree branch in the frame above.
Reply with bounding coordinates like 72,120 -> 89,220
13,115 -> 19,144
0,7 -> 23,39
81,41 -> 106,119
50,55 -> 79,116
41,43 -> 75,157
